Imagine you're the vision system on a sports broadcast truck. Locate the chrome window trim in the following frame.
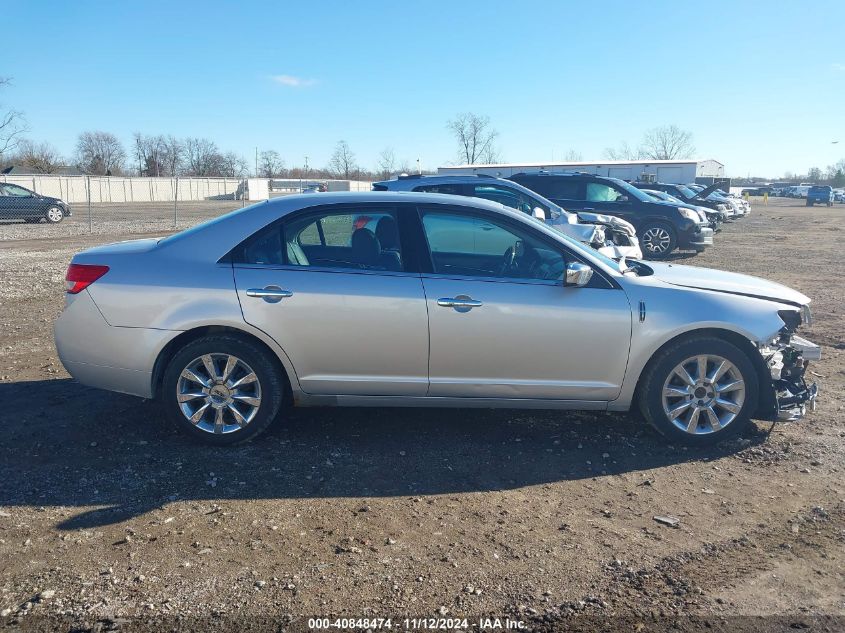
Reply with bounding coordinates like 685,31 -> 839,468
419,271 -> 562,288
232,262 -> 421,279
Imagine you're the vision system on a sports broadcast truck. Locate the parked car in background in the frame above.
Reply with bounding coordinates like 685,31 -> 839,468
509,172 -> 713,259
373,174 -> 642,260
0,183 -> 71,224
687,184 -> 750,216
833,189 -> 845,203
54,192 -> 819,447
740,186 -> 772,197
786,185 -> 811,198
631,181 -> 737,220
642,189 -> 724,231
806,185 -> 834,207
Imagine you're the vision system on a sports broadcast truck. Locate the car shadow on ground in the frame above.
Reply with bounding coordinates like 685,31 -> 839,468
0,379 -> 769,530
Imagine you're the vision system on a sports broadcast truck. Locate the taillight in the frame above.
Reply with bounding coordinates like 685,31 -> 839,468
65,264 -> 109,294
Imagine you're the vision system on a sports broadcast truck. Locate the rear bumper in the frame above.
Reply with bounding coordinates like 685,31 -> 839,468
54,290 -> 174,399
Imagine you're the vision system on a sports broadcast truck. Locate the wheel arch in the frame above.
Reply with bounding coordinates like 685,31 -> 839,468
631,327 -> 775,419
151,325 -> 294,404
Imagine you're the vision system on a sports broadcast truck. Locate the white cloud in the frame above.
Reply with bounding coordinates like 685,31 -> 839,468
270,74 -> 317,87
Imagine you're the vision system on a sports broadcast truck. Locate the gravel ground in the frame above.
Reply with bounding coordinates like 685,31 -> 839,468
0,198 -> 843,632
0,200 -> 244,241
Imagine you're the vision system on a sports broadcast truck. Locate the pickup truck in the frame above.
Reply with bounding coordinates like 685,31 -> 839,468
806,186 -> 834,207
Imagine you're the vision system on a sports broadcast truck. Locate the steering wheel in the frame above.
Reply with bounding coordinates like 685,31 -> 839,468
499,240 -> 538,277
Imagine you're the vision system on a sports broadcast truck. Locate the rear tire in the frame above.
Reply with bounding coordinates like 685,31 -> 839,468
638,336 -> 759,446
639,222 -> 676,259
161,335 -> 284,445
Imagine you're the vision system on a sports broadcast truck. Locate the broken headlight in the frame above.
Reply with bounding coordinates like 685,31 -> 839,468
777,309 -> 801,333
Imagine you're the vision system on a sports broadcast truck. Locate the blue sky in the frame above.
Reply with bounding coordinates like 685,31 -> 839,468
4,1 -> 845,177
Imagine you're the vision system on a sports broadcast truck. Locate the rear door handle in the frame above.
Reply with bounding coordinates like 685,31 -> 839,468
437,296 -> 483,312
246,286 -> 293,303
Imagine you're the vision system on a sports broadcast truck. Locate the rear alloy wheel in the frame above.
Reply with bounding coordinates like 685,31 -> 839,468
639,336 -> 758,446
45,206 -> 64,223
161,335 -> 284,445
639,222 -> 676,259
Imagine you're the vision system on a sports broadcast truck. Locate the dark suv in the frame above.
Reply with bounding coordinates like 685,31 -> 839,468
509,172 -> 713,259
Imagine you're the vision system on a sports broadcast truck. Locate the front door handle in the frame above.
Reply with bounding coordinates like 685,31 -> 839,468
246,286 -> 293,303
437,296 -> 483,312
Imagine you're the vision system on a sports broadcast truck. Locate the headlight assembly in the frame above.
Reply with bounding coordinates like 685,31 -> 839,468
678,207 -> 700,221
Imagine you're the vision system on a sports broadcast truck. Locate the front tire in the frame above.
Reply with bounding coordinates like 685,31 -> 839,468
161,335 -> 284,445
639,222 -> 676,259
45,206 -> 64,223
638,336 -> 759,446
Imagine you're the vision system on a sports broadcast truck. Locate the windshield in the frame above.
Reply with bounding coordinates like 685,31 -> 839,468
608,178 -> 654,202
659,192 -> 683,203
672,184 -> 699,199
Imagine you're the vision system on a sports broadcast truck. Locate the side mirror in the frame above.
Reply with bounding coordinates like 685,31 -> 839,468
617,195 -> 629,203
532,207 -> 546,220
564,262 -> 593,287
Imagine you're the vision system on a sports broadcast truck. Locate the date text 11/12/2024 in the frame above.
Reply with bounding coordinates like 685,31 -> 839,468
307,617 -> 526,630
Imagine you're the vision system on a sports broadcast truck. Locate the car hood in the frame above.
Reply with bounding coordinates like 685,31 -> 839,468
576,211 -> 636,236
691,183 -> 723,200
648,262 -> 810,307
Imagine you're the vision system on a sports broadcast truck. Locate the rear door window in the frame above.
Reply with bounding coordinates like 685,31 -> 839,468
514,177 -> 582,201
283,207 -> 405,272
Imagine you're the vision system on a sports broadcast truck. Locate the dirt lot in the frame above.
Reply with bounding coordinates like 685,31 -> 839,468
0,198 -> 843,632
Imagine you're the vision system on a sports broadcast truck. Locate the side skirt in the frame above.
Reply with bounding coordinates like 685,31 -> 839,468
293,394 -> 609,411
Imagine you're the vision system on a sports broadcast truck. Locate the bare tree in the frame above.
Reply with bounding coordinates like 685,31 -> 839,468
0,78 -> 27,161
640,125 -> 695,160
562,149 -> 583,161
259,150 -> 285,178
76,131 -> 126,175
807,166 -> 823,183
377,147 -> 396,179
604,141 -> 645,161
14,139 -> 63,173
222,152 -> 250,178
161,136 -> 183,176
328,140 -> 357,179
183,137 -> 225,176
447,112 -> 499,165
133,133 -> 167,177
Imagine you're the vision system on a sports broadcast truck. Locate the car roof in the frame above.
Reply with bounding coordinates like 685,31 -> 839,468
160,191 -> 523,258
374,174 -> 500,189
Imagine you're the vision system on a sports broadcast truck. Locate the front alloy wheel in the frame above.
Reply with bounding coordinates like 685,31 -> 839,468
661,354 -> 746,435
45,206 -> 64,223
640,223 -> 676,258
639,336 -> 758,445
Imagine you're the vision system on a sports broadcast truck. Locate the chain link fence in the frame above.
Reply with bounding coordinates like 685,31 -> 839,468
0,175 -> 372,242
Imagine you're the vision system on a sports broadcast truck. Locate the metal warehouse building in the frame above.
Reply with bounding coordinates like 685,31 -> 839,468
438,159 -> 724,184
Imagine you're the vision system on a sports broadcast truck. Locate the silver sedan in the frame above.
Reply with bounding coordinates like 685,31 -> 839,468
54,192 -> 819,446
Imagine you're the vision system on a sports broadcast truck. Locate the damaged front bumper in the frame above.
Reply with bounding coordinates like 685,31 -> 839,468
760,334 -> 820,421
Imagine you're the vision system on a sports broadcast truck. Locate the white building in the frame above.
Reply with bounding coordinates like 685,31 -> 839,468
438,159 -> 724,184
